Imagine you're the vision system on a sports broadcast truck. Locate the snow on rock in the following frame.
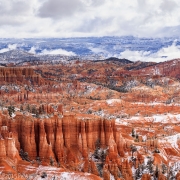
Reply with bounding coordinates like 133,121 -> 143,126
110,173 -> 115,180
106,99 -> 122,105
165,133 -> 180,149
152,114 -> 180,123
31,166 -> 99,180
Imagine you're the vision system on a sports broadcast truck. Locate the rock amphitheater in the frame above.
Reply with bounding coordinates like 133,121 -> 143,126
0,59 -> 180,179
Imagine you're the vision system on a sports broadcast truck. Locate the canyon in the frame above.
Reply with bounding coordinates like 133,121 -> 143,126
0,58 -> 180,180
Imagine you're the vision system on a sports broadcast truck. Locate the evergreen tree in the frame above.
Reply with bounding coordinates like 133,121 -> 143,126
161,163 -> 167,174
8,105 -> 15,117
20,105 -> 23,112
31,106 -> 37,114
132,128 -> 135,137
130,145 -> 137,159
26,104 -> 31,112
154,165 -> 159,179
135,165 -> 142,179
41,172 -> 47,178
147,157 -> 154,173
50,157 -> 54,166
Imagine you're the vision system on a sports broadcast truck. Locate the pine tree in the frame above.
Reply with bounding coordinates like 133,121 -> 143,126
26,104 -> 31,112
132,128 -> 135,137
154,165 -> 159,178
31,106 -> 37,114
135,165 -> 141,179
161,163 -> 167,174
8,105 -> 15,117
147,157 -> 153,173
130,145 -> 137,159
20,105 -> 23,112
50,157 -> 54,166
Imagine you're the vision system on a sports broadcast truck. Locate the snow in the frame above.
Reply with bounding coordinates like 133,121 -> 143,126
116,118 -> 129,125
153,66 -> 161,75
85,85 -> 97,94
106,99 -> 122,105
132,102 -> 163,106
129,116 -> 142,121
94,110 -> 105,117
152,114 -> 180,123
110,173 -> 115,180
144,157 -> 149,166
123,114 -> 180,124
11,113 -> 16,118
28,166 -> 96,180
142,135 -> 147,142
165,133 -> 180,149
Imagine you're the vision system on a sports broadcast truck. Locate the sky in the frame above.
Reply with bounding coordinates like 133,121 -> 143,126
0,0 -> 180,38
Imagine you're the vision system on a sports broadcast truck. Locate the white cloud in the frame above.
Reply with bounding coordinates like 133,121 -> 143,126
0,0 -> 180,37
119,41 -> 180,62
89,47 -> 108,54
0,44 -> 17,53
28,46 -> 36,54
8,44 -> 17,50
41,49 -> 76,56
28,45 -> 77,56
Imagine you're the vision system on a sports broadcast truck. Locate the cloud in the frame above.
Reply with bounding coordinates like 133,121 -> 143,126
0,0 -> 36,26
28,46 -> 36,54
160,0 -> 178,13
41,49 -> 76,56
38,0 -> 84,19
90,47 -> 107,54
28,46 -> 77,56
0,0 -> 180,37
119,40 -> 180,62
0,0 -> 31,16
38,0 -> 105,19
0,44 -> 17,53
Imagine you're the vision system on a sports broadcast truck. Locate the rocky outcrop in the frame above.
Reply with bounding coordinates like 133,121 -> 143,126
0,67 -> 43,85
0,109 -> 171,180
176,171 -> 180,180
0,111 -> 128,171
0,138 -> 6,158
141,174 -> 151,180
38,120 -> 55,161
0,125 -> 20,162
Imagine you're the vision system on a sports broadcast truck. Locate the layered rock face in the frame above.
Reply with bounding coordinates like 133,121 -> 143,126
1,102 -> 178,179
0,125 -> 20,162
22,114 -> 120,162
0,67 -> 42,85
0,110 -> 130,179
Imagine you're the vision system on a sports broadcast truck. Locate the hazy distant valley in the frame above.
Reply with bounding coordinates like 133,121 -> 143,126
1,36 -> 180,64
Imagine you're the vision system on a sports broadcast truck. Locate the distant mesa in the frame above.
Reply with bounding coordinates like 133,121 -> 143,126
0,49 -> 34,56
95,57 -> 133,65
105,57 -> 133,63
125,60 -> 157,70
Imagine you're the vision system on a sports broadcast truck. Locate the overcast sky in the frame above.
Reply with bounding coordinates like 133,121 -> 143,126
0,0 -> 180,38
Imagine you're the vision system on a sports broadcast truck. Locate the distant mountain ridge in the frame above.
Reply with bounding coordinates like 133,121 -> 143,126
125,61 -> 157,70
94,57 -> 133,66
0,50 -> 38,63
0,36 -> 179,63
0,49 -> 34,57
1,50 -> 180,80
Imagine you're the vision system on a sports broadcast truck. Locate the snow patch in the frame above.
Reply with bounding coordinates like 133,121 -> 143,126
106,99 -> 122,105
